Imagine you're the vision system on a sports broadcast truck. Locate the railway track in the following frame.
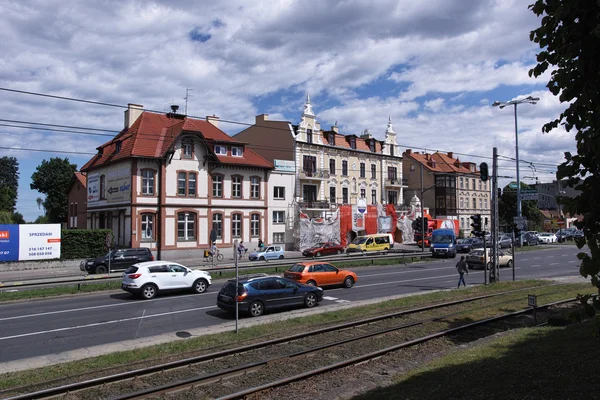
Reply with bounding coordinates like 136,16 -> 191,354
2,285 -> 574,400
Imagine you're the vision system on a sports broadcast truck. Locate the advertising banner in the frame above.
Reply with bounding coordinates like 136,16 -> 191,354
0,224 -> 61,262
87,173 -> 99,203
106,166 -> 131,203
274,159 -> 295,172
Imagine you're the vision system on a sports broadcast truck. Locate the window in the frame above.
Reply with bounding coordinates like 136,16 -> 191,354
371,164 -> 376,179
460,177 -> 464,189
214,145 -> 227,155
472,198 -> 477,209
273,232 -> 285,243
390,145 -> 395,156
349,137 -> 356,149
306,129 -> 313,144
342,187 -> 348,204
360,162 -> 365,178
141,213 -> 154,240
273,211 -> 285,224
303,155 -> 317,176
330,187 -> 336,204
213,213 -> 223,239
232,176 -> 242,198
369,141 -> 375,152
100,175 -> 106,199
250,177 -> 260,199
329,159 -> 336,175
328,133 -> 335,146
182,139 -> 193,158
460,217 -> 464,228
273,186 -> 285,200
178,172 -> 196,196
213,175 -> 223,197
360,188 -> 366,199
231,213 -> 242,238
478,180 -> 482,190
460,197 -> 464,208
472,179 -> 476,190
388,190 -> 398,205
251,214 -> 260,237
342,160 -> 348,176
141,169 -> 155,195
388,167 -> 398,181
480,199 -> 483,209
231,146 -> 243,157
115,141 -> 122,153
177,212 -> 196,241
371,189 -> 377,204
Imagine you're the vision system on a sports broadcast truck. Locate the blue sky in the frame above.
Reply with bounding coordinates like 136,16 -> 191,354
0,0 -> 574,222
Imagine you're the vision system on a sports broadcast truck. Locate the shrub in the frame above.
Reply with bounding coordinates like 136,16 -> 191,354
61,229 -> 113,259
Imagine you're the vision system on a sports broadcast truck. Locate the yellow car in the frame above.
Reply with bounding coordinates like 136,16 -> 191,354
346,234 -> 393,254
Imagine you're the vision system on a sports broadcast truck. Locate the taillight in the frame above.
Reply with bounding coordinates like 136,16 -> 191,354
150,255 -> 155,261
236,292 -> 248,302
128,273 -> 142,279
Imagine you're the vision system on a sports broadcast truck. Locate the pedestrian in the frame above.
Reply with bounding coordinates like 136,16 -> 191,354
456,256 -> 468,288
258,238 -> 264,250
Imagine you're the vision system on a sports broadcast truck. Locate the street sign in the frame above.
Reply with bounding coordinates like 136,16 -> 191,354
557,220 -> 565,226
509,182 -> 518,189
528,294 -> 537,307
357,198 -> 367,214
105,232 -> 113,248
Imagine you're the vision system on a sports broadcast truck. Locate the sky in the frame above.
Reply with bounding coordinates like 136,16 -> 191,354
0,0 -> 574,222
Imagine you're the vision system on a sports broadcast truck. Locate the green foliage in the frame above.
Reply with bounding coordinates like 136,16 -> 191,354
34,215 -> 50,224
529,0 -> 600,292
0,156 -> 19,213
11,212 -> 25,224
30,158 -> 77,223
498,183 -> 544,230
0,211 -> 12,224
458,229 -> 465,239
61,229 -> 113,259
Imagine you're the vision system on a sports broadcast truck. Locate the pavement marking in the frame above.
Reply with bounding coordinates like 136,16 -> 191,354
534,257 -> 542,259
531,264 -> 541,268
0,305 -> 218,341
550,263 -> 559,265
568,261 -> 577,263
0,291 -> 215,322
322,296 -> 339,301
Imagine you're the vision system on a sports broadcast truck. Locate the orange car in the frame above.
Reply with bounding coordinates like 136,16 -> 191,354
284,261 -> 358,288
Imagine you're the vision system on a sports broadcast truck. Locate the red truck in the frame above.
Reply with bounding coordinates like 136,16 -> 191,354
414,219 -> 459,246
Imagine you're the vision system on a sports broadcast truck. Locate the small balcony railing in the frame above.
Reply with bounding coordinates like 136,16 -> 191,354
385,178 -> 408,187
298,200 -> 331,210
299,169 -> 330,180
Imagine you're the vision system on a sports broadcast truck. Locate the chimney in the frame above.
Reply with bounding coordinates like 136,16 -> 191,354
360,128 -> 373,140
447,152 -> 453,159
206,114 -> 219,128
405,149 -> 412,155
255,114 -> 269,124
124,103 -> 143,129
331,125 -> 338,133
425,153 -> 430,160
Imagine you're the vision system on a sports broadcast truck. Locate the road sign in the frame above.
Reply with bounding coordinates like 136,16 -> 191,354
557,220 -> 565,226
105,232 -> 113,248
508,182 -> 518,189
528,294 -> 537,307
357,198 -> 367,214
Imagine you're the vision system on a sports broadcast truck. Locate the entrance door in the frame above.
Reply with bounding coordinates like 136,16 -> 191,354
303,185 -> 318,206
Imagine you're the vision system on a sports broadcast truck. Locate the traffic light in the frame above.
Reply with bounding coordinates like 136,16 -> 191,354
470,214 -> 482,236
423,217 -> 429,230
479,162 -> 489,182
412,217 -> 422,232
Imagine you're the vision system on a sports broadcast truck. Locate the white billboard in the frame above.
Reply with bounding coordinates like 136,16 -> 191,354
18,224 -> 61,261
87,173 -> 99,203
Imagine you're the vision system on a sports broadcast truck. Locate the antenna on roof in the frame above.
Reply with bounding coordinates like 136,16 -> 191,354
184,89 -> 194,115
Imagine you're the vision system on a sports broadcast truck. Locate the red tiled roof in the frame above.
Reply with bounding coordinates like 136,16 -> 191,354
82,112 -> 272,171
74,172 -> 86,188
405,150 -> 478,175
321,130 -> 383,153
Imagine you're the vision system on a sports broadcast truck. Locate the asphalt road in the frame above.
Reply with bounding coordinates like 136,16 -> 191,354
0,246 -> 584,365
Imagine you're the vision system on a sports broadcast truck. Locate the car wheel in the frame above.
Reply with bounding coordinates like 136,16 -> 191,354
192,279 -> 208,294
336,249 -> 342,255
316,251 -> 322,257
304,293 -> 317,308
306,280 -> 317,286
507,259 -> 513,268
140,284 -> 157,300
249,301 -> 264,317
343,276 -> 354,288
279,255 -> 284,259
94,265 -> 107,274
259,256 -> 265,261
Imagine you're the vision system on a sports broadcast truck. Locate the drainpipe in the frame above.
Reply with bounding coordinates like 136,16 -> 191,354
156,159 -> 164,261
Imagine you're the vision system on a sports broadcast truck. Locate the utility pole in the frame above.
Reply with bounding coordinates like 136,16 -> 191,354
184,88 -> 194,115
420,163 -> 425,252
490,147 -> 499,282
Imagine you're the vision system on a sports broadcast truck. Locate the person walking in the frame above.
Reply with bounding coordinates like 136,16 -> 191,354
456,256 -> 468,288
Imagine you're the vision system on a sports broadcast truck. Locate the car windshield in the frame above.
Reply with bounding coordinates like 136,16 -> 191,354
288,263 -> 306,273
352,237 -> 368,244
432,234 -> 453,244
470,250 -> 484,256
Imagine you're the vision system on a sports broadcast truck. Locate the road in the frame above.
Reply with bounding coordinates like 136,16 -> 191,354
0,246 -> 584,366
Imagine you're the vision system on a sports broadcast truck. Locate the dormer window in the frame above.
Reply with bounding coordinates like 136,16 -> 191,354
98,148 -> 104,156
214,145 -> 227,155
369,140 -> 375,152
115,141 -> 122,153
328,133 -> 335,146
306,129 -> 313,144
349,137 -> 356,149
231,146 -> 243,157
182,139 -> 193,159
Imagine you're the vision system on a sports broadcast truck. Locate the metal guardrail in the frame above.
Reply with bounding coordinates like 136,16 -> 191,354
0,251 -> 432,291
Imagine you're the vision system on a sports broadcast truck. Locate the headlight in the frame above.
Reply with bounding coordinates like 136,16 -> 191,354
87,261 -> 94,265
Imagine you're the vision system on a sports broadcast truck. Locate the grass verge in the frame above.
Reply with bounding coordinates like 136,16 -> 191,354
0,280 -> 592,391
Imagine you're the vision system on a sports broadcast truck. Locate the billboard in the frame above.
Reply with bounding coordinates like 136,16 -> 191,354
87,173 -> 99,203
106,166 -> 131,203
0,224 -> 61,262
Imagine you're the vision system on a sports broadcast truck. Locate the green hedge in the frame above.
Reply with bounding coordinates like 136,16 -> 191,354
61,229 -> 113,259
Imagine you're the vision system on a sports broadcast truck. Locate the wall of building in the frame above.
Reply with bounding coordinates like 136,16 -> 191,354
267,170 -> 295,249
67,181 -> 88,229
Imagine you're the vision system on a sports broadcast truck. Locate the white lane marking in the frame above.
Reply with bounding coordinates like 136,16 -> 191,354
534,257 -> 542,260
568,261 -> 577,263
335,300 -> 351,303
520,259 -> 528,261
0,291 -> 214,322
550,263 -> 559,265
0,305 -> 217,341
531,265 -> 541,268
322,296 -> 339,301
355,273 -> 460,288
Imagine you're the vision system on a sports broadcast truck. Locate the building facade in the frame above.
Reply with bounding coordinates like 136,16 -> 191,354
66,172 -> 87,229
402,150 -> 491,236
81,104 -> 274,259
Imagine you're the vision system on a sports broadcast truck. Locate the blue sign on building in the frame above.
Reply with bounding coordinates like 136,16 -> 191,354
0,224 -> 20,262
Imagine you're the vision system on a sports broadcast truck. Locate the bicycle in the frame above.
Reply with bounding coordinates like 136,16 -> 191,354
237,248 -> 248,260
205,250 -> 224,264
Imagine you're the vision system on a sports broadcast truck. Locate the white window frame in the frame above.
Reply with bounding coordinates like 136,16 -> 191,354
273,186 -> 285,200
141,170 -> 154,195
231,213 -> 242,237
213,213 -> 223,239
213,175 -> 223,197
273,211 -> 285,224
251,214 -> 260,237
141,214 -> 153,240
273,232 -> 285,243
231,146 -> 243,157
250,177 -> 260,199
182,139 -> 193,158
214,145 -> 227,155
232,176 -> 242,198
177,212 -> 195,241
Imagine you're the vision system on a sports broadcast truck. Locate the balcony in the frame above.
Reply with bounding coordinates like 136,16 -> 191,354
385,178 -> 408,187
299,169 -> 330,180
298,200 -> 331,210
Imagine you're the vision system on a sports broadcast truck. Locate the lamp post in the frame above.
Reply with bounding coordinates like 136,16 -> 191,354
492,96 -> 539,245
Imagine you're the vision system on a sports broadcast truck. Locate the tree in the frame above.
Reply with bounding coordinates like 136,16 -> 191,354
34,215 -> 50,224
12,212 -> 25,224
498,183 -> 544,231
30,158 -> 77,223
0,211 -> 12,224
0,156 -> 19,213
529,0 -> 600,291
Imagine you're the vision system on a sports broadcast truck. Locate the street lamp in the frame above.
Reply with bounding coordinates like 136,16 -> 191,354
492,96 -> 539,244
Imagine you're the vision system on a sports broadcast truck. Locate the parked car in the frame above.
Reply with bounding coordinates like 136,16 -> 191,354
284,261 -> 357,288
302,242 -> 345,258
498,235 -> 513,248
516,232 -> 539,246
216,274 -> 324,317
80,248 -> 154,274
346,234 -> 393,253
249,245 -> 285,261
457,237 -> 483,253
556,228 -> 575,242
466,248 -> 513,270
121,261 -> 211,300
537,232 -> 557,244
573,230 -> 584,239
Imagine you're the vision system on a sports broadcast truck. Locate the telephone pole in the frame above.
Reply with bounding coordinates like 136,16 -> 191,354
184,88 -> 194,115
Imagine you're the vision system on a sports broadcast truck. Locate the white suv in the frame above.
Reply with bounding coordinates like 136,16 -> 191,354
122,261 -> 212,300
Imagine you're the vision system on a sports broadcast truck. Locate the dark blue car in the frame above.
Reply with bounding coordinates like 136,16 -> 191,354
216,274 -> 324,317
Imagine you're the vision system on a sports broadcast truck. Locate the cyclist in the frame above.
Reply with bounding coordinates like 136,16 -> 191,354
238,241 -> 247,257
210,242 -> 218,257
